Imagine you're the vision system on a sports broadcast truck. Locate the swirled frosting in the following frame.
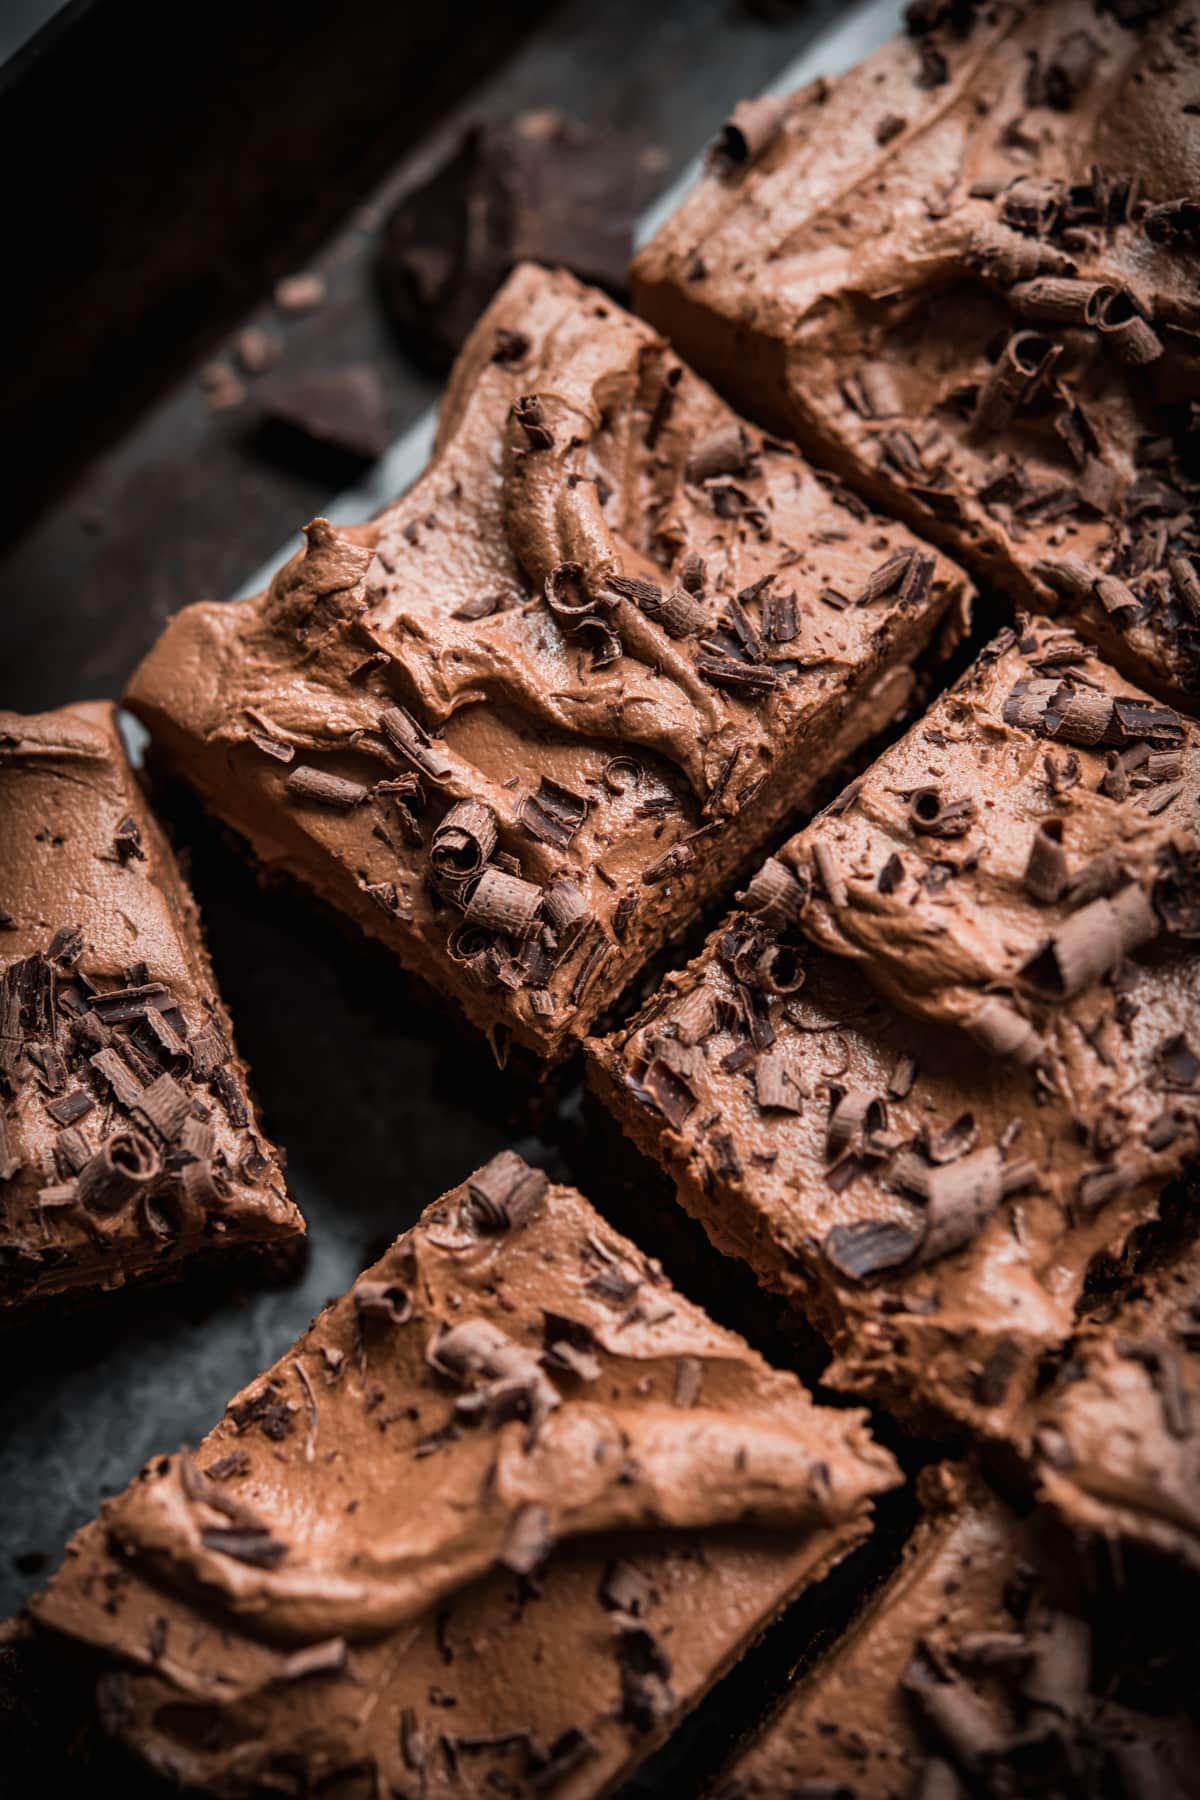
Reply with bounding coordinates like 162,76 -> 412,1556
29,1154 -> 896,1797
633,1 -> 1200,703
124,264 -> 969,1061
0,704 -> 301,1313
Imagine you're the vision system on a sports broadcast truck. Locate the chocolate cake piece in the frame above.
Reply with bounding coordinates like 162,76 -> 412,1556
1028,1232 -> 1200,1579
632,1 -> 1200,703
0,705 -> 302,1316
785,618 -> 1198,1062
124,264 -> 970,1063
586,803 -> 1200,1442
709,1466 -> 1200,1800
26,1152 -> 897,1797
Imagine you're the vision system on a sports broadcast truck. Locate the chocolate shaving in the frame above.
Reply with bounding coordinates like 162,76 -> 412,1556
685,423 -> 753,484
464,1151 -> 548,1232
908,788 -> 977,838
1023,818 -> 1068,903
740,856 -> 809,930
755,1047 -> 804,1113
1019,882 -> 1157,998
199,1527 -> 288,1570
113,816 -> 145,863
380,705 -> 454,783
812,842 -> 848,909
519,778 -> 589,851
708,96 -> 787,174
823,1217 -> 921,1282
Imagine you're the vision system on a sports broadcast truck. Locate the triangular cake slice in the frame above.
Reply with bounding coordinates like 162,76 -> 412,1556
0,704 -> 302,1315
124,263 -> 969,1062
632,2 -> 1200,703
26,1153 -> 897,1797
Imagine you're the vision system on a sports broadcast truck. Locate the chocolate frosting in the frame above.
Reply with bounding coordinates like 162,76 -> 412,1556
0,704 -> 300,1313
786,616 -> 1198,1057
28,1153 -> 896,1797
633,1 -> 1200,703
1030,1232 -> 1200,1577
712,1465 -> 1200,1799
588,634 -> 1200,1438
124,264 -> 969,1060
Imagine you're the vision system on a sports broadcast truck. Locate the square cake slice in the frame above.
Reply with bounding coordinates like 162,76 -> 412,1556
1028,1230 -> 1200,1580
783,618 -> 1198,1064
587,760 -> 1200,1441
0,704 -> 302,1316
709,1466 -> 1200,1800
632,2 -> 1200,703
26,1152 -> 897,1798
124,263 -> 969,1062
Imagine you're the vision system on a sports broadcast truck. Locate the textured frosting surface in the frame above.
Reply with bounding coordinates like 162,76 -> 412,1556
711,1467 -> 1200,1799
1030,1233 -> 1200,1577
633,0 -> 1200,702
0,704 -> 300,1312
786,617 -> 1199,1057
124,264 -> 968,1060
588,636 -> 1200,1439
29,1154 -> 896,1798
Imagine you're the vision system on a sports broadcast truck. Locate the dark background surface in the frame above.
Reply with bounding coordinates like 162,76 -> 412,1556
0,4 -> 933,1789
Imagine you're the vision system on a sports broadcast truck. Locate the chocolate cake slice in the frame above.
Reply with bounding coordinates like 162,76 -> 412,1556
709,1466 -> 1200,1800
784,617 -> 1198,1062
586,655 -> 1200,1437
124,263 -> 969,1063
0,705 -> 302,1316
632,1 -> 1200,703
25,1152 -> 897,1797
1028,1230 -> 1200,1579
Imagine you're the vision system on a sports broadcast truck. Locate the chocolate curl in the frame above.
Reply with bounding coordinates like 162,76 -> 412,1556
967,998 -> 1044,1065
966,219 -> 1075,285
677,551 -> 706,594
380,705 -> 454,784
466,867 -> 543,937
430,800 -> 498,878
1020,882 -> 1157,998
76,1130 -> 161,1215
902,1648 -> 1005,1771
464,1151 -> 548,1232
1023,818 -> 1068,903
973,331 -> 1059,431
908,789 -> 977,838
1010,277 -> 1111,325
708,96 -> 787,174
753,940 -> 806,996
543,878 -> 588,943
740,856 -> 810,930
1023,1611 -> 1091,1719
812,841 -> 848,909
1095,288 -> 1163,365
826,1087 -> 886,1158
1168,555 -> 1200,622
1001,175 -> 1063,236
855,547 -> 914,604
284,766 -> 368,810
1032,554 -> 1138,619
912,1147 -> 1007,1266
636,583 -> 707,639
685,422 -> 753,484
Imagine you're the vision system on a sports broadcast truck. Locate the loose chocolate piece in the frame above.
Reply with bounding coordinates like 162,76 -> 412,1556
28,1159 -> 897,1797
0,705 -> 301,1315
378,112 -> 641,367
707,1466 -> 1200,1800
256,366 -> 389,462
632,2 -> 1200,702
125,266 -> 965,1062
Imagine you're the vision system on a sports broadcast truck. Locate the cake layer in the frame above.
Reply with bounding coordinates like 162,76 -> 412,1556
587,729 -> 1200,1439
1029,1231 -> 1200,1579
784,618 -> 1198,1059
27,1153 -> 897,1798
710,1466 -> 1200,1800
632,1 -> 1200,703
0,704 -> 301,1314
124,263 -> 969,1061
